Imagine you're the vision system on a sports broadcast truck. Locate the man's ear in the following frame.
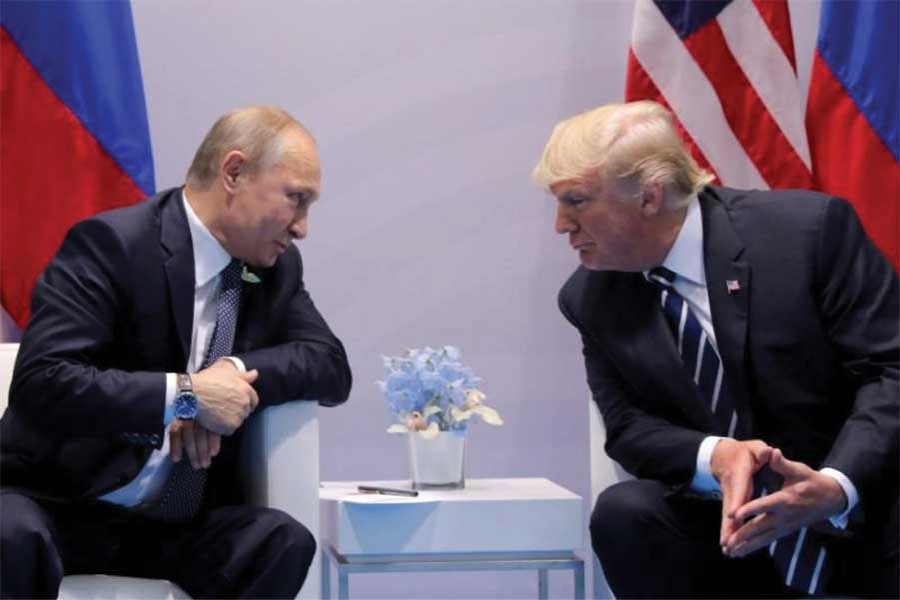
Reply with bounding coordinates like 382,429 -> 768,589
221,151 -> 246,193
640,183 -> 666,218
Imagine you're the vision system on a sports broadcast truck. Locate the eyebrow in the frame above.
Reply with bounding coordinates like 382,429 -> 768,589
558,190 -> 587,203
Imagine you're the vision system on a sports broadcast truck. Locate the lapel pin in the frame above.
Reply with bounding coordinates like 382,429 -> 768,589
726,279 -> 741,294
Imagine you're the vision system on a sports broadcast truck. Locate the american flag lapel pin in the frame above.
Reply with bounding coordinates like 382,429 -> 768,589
726,279 -> 741,294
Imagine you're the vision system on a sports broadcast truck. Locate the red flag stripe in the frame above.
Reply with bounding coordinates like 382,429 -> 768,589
682,19 -> 812,189
752,0 -> 797,72
716,1 -> 810,169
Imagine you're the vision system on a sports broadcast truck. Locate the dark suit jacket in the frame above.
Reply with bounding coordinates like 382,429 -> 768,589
559,186 -> 898,517
1,187 -> 352,506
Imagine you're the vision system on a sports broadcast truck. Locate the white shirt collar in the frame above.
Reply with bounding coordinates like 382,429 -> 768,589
659,196 -> 706,287
182,189 -> 232,288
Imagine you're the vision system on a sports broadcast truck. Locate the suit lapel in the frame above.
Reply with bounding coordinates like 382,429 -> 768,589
159,189 -> 194,367
700,189 -> 754,435
596,273 -> 716,431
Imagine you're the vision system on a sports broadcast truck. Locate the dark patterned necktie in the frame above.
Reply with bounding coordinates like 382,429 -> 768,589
647,267 -> 739,437
649,267 -> 831,595
145,258 -> 243,522
754,468 -> 834,595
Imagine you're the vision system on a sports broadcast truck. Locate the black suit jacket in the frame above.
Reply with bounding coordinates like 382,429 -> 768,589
559,186 -> 898,515
1,187 -> 352,506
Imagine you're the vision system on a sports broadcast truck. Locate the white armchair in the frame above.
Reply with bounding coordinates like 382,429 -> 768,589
589,398 -> 632,600
0,343 -> 321,600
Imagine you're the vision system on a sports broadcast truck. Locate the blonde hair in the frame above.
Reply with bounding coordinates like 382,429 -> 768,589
186,105 -> 313,187
532,101 -> 713,208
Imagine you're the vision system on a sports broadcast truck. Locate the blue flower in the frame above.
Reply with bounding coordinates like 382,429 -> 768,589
377,346 -> 503,436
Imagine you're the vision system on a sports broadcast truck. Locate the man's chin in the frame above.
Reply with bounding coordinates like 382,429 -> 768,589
245,255 -> 278,269
579,254 -> 606,271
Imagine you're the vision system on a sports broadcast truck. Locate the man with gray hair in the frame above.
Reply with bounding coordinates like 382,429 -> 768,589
1,106 -> 352,598
535,100 -> 897,597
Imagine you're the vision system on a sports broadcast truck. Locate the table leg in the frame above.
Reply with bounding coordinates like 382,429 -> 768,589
574,559 -> 585,600
321,551 -> 331,599
538,569 -> 549,600
338,569 -> 349,600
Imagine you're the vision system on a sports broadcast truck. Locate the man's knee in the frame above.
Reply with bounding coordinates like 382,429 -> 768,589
1,493 -> 59,557
258,508 -> 316,568
591,480 -> 666,551
0,493 -> 64,598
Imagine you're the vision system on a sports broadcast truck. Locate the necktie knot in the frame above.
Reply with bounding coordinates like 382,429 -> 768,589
647,266 -> 676,289
221,259 -> 243,288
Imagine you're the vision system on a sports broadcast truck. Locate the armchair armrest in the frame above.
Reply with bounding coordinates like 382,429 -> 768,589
240,400 -> 320,600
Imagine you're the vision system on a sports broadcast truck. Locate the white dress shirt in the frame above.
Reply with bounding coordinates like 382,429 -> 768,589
100,190 -> 243,507
650,197 -> 857,527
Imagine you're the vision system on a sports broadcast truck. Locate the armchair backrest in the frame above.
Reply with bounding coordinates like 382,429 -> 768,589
0,343 -> 18,413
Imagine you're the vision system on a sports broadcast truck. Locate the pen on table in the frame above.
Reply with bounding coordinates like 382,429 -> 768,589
357,485 -> 419,497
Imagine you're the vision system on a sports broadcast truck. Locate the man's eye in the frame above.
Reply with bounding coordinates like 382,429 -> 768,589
566,196 -> 587,207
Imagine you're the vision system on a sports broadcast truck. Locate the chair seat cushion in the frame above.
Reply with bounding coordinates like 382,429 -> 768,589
58,575 -> 189,599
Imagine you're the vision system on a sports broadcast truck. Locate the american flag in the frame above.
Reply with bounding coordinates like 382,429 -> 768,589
626,0 -> 899,269
626,0 -> 811,191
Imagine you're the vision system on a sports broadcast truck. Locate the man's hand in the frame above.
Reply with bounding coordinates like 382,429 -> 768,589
710,439 -> 774,551
170,419 -> 221,469
191,359 -> 259,435
722,448 -> 846,558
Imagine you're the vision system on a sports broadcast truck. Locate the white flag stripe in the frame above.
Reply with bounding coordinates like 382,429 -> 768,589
809,547 -> 827,595
717,0 -> 811,168
785,527 -> 808,586
631,0 -> 768,189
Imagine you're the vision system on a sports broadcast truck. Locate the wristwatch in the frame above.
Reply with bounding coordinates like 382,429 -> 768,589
174,373 -> 198,420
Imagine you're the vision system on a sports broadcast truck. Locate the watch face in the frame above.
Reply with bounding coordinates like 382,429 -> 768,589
174,392 -> 198,420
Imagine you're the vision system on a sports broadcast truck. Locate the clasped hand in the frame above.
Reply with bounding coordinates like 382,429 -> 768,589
712,440 -> 846,559
170,359 -> 259,469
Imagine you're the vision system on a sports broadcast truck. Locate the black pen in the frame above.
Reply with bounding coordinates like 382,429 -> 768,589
357,485 -> 419,497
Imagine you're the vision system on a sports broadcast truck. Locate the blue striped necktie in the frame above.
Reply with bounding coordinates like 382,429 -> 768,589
648,266 -> 831,596
647,267 -> 738,437
145,258 -> 244,522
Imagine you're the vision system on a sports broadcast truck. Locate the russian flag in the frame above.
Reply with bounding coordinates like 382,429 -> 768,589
806,0 -> 899,270
1,1 -> 155,330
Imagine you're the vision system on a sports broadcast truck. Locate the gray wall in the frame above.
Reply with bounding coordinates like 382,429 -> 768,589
3,1 -> 821,596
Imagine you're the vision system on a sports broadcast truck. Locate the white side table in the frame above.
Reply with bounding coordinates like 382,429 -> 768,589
320,478 -> 585,599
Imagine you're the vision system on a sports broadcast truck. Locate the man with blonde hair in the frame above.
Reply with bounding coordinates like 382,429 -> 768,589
1,106 -> 352,598
535,101 -> 897,597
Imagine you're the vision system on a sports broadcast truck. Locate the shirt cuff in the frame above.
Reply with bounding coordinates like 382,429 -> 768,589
819,467 -> 858,529
690,436 -> 726,497
164,373 -> 176,425
222,356 -> 246,372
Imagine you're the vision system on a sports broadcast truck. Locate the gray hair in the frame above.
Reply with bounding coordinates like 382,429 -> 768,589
186,105 -> 313,187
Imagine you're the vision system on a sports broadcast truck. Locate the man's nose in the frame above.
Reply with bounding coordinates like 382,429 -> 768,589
289,215 -> 308,240
555,204 -> 576,235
